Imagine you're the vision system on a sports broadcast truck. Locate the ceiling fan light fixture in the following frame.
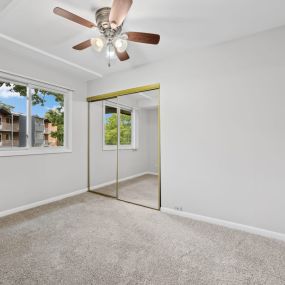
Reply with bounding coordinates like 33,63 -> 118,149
91,37 -> 105,52
114,38 -> 128,53
53,1 -> 161,67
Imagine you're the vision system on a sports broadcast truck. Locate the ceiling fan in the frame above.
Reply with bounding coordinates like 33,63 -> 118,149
53,0 -> 160,67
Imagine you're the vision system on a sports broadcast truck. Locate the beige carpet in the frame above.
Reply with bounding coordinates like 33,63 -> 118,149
0,193 -> 284,285
92,174 -> 159,209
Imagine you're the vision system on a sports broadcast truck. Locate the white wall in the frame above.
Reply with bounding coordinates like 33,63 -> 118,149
88,26 -> 285,235
89,99 -> 158,187
0,42 -> 88,213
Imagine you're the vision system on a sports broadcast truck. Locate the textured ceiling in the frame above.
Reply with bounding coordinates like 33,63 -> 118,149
1,0 -> 285,80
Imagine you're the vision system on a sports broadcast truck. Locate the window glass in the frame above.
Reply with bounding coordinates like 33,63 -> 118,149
120,109 -> 132,145
104,105 -> 118,146
31,88 -> 64,147
0,81 -> 27,148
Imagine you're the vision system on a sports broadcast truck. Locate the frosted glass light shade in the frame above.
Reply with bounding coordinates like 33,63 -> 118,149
91,37 -> 105,52
114,38 -> 128,53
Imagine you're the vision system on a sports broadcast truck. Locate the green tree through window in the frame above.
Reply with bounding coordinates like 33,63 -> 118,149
0,82 -> 64,146
105,106 -> 117,145
34,91 -> 64,146
104,105 -> 132,147
120,110 -> 132,145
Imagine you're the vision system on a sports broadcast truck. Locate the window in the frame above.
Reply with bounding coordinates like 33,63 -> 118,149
31,88 -> 64,148
103,102 -> 135,150
0,74 -> 71,156
0,81 -> 27,149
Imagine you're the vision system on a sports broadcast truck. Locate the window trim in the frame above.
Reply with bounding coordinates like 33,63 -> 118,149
102,101 -> 136,151
0,73 -> 72,157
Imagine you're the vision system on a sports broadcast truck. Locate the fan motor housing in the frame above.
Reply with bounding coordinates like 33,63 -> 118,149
95,7 -> 122,39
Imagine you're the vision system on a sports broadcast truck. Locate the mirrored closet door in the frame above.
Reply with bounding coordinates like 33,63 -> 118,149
117,90 -> 160,209
88,86 -> 160,210
89,98 -> 118,197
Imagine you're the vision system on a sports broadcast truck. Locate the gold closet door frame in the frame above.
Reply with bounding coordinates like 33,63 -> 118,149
87,83 -> 161,210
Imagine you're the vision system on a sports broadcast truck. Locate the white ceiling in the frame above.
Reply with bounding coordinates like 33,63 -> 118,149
0,0 -> 285,80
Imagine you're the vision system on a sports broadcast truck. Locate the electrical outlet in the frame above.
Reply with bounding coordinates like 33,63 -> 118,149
174,206 -> 183,211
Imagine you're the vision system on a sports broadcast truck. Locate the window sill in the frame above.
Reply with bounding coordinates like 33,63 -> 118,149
0,147 -> 72,157
103,146 -> 137,151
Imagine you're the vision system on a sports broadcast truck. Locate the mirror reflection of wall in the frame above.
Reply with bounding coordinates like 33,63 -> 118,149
89,89 -> 160,209
89,98 -> 118,198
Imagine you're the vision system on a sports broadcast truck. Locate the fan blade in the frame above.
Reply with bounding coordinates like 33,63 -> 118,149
53,7 -> 96,28
73,40 -> 92,50
115,49 -> 130,61
109,0 -> 133,29
127,32 -> 160,45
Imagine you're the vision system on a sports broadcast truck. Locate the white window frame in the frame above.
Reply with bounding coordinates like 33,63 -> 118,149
103,101 -> 136,151
0,71 -> 72,157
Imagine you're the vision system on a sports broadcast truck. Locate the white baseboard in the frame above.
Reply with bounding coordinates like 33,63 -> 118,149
0,188 -> 88,219
160,207 -> 285,242
90,171 -> 158,191
147,172 -> 159,176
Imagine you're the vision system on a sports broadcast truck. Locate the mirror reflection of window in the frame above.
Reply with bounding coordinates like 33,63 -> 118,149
104,103 -> 135,150
120,109 -> 132,146
104,105 -> 118,146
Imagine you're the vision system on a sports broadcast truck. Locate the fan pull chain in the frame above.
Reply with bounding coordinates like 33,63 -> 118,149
108,44 -> 111,67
